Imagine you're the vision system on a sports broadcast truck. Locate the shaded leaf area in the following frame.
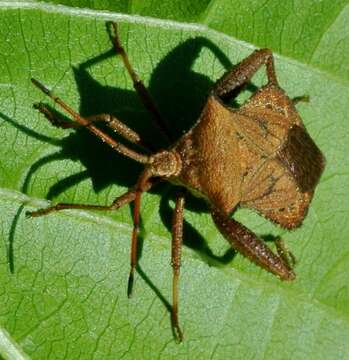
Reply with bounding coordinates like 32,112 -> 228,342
0,4 -> 348,360
31,0 -> 349,80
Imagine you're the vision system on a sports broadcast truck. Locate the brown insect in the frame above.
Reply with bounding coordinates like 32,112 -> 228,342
27,22 -> 325,341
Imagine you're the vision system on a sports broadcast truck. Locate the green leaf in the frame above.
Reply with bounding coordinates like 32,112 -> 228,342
0,326 -> 30,360
32,0 -> 349,80
0,1 -> 348,359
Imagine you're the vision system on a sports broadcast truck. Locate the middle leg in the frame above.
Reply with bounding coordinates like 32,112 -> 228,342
31,78 -> 150,164
171,192 -> 185,342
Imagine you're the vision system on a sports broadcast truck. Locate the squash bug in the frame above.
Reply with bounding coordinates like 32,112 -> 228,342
27,22 -> 325,341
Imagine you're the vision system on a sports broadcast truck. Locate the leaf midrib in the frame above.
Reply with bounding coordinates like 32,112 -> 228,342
2,187 -> 349,327
1,1 -> 349,87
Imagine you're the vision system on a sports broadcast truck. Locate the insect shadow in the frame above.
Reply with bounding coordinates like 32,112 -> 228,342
5,36 -> 264,288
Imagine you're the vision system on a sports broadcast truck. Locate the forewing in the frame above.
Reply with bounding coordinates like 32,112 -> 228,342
277,126 -> 325,192
240,158 -> 312,229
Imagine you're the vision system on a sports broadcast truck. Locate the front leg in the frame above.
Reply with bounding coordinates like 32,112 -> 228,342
213,49 -> 278,102
211,209 -> 295,281
26,188 -> 138,218
34,103 -> 145,148
107,22 -> 172,143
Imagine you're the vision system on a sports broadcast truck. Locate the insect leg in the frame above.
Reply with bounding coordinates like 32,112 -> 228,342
26,187 -> 141,218
275,237 -> 296,268
213,48 -> 278,101
33,102 -> 80,129
128,168 -> 154,298
171,192 -> 185,342
86,114 -> 156,151
107,22 -> 172,143
85,114 -> 142,144
128,152 -> 182,300
211,209 -> 295,280
292,95 -> 310,105
31,78 -> 151,164
33,101 -> 153,151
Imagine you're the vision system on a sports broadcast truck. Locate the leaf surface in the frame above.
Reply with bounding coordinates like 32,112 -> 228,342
0,1 -> 348,359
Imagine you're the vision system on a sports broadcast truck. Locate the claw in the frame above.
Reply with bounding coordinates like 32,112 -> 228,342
31,78 -> 52,96
275,237 -> 296,268
33,102 -> 41,110
171,313 -> 184,343
293,95 -> 310,105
